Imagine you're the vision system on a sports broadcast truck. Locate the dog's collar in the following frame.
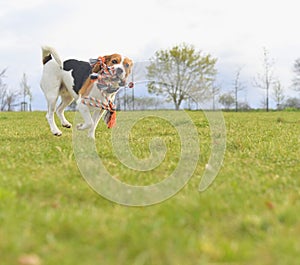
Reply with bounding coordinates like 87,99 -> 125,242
89,56 -> 106,69
90,67 -> 121,91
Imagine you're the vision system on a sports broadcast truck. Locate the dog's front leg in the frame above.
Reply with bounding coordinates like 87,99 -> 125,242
88,109 -> 106,139
77,101 -> 94,130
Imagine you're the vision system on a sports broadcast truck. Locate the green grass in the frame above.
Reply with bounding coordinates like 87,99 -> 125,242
0,111 -> 300,265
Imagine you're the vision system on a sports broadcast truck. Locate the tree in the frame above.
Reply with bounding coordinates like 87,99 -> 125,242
219,93 -> 235,110
146,43 -> 217,110
292,58 -> 300,91
20,73 -> 32,111
0,69 -> 8,111
211,82 -> 221,110
0,69 -> 21,111
272,80 -> 285,110
133,96 -> 165,110
6,88 -> 21,111
284,97 -> 300,109
254,47 -> 275,112
238,101 -> 251,111
233,67 -> 245,112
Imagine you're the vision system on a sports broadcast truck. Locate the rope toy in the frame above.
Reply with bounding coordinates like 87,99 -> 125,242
81,95 -> 117,129
89,57 -> 134,90
81,96 -> 116,111
81,57 -> 134,128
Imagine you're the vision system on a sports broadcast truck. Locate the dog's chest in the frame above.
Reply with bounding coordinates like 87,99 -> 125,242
88,85 -> 116,105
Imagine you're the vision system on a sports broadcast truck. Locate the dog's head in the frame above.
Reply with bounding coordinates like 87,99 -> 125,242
105,54 -> 134,80
92,54 -> 133,82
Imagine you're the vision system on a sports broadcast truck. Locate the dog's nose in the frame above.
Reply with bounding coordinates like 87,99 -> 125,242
116,68 -> 123,76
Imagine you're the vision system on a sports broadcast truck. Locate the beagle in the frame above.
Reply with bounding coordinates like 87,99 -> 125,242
40,46 -> 133,138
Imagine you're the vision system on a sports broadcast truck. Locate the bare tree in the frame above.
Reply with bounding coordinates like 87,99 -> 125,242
272,80 -> 285,110
20,73 -> 32,111
292,58 -> 300,91
211,82 -> 221,110
259,96 -> 267,110
0,69 -> 23,111
6,88 -> 21,111
0,69 -> 8,111
254,47 -> 275,112
233,67 -> 245,112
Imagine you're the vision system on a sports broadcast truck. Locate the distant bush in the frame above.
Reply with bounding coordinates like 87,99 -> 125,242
283,107 -> 300,112
284,97 -> 300,110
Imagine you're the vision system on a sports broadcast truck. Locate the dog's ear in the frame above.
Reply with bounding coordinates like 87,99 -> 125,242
124,58 -> 134,78
92,63 -> 101,73
103,55 -> 112,65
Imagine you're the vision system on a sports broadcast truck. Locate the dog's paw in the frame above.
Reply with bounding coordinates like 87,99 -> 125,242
53,130 -> 62,136
76,123 -> 84,130
62,122 -> 72,129
87,132 -> 96,139
76,123 -> 92,130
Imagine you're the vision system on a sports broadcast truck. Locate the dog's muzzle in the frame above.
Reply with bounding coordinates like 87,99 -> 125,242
116,67 -> 124,77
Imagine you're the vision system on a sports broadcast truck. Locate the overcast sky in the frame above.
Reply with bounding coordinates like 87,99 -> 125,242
0,0 -> 299,110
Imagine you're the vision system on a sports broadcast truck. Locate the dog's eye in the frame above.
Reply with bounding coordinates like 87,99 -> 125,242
124,63 -> 130,68
111,59 -> 118,64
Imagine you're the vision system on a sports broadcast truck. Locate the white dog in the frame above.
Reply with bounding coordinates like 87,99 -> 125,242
40,46 -> 133,138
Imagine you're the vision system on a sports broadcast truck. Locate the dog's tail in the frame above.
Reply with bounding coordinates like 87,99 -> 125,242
41,46 -> 63,68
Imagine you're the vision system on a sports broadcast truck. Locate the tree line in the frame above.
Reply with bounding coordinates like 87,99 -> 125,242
1,43 -> 300,111
0,70 -> 32,111
146,44 -> 300,111
219,47 -> 300,111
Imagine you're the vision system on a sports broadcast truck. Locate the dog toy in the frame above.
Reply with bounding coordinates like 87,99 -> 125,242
128,82 -> 134,88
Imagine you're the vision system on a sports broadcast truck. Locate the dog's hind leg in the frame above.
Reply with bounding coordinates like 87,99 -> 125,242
56,88 -> 73,128
45,91 -> 62,136
41,77 -> 62,136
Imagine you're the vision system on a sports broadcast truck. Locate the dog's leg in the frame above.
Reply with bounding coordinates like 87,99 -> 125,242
77,101 -> 94,131
40,60 -> 63,136
46,93 -> 62,136
88,109 -> 106,139
56,89 -> 73,128
41,82 -> 62,136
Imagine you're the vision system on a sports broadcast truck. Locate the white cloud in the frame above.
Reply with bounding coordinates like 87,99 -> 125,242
0,0 -> 44,17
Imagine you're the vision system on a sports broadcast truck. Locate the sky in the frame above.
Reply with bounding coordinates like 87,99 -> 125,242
0,0 -> 299,110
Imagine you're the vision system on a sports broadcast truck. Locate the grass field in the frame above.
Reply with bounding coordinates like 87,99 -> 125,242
0,110 -> 300,265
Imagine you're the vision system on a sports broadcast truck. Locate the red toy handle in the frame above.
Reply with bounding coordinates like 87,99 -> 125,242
128,82 -> 134,88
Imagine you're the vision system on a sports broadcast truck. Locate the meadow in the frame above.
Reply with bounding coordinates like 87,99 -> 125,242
0,110 -> 300,265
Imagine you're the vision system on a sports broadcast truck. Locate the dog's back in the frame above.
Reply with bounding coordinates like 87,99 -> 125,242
63,59 -> 92,94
